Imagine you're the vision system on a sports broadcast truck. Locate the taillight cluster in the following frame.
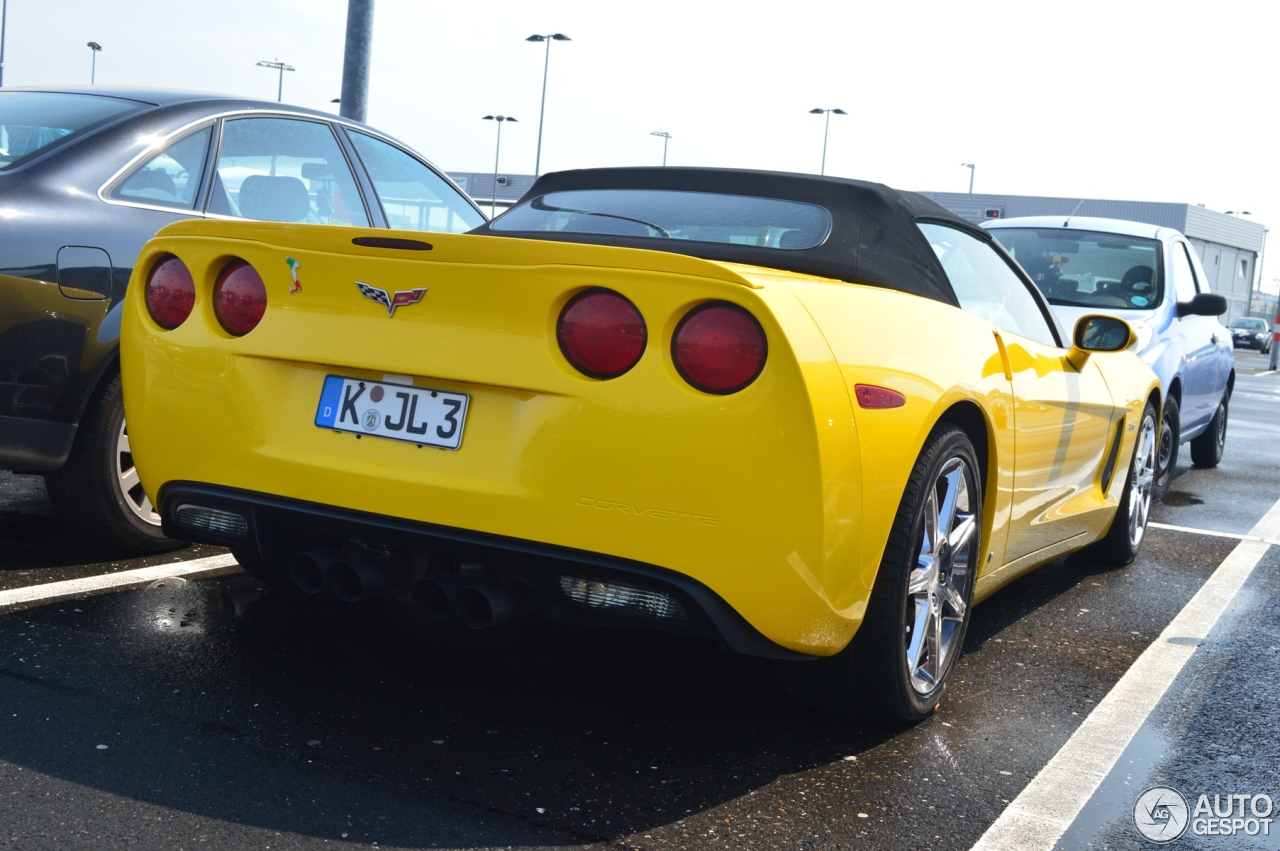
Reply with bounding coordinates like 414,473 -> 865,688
144,256 -> 267,336
555,289 -> 767,395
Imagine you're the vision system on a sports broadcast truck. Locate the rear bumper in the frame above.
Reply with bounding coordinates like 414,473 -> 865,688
160,481 -> 815,661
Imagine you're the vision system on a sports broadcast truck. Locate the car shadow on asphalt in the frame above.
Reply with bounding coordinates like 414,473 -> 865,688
0,574 -> 905,844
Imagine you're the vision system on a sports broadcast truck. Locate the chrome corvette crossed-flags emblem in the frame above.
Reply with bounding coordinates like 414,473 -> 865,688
357,282 -> 428,317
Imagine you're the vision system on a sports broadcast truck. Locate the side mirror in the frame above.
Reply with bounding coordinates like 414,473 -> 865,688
1067,314 -> 1136,371
1177,292 -> 1228,318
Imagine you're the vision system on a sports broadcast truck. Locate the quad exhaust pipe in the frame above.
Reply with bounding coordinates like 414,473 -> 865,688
287,549 -> 532,626
287,549 -> 420,602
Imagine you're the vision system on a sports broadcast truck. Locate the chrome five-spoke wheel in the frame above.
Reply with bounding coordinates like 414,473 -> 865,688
905,455 -> 977,695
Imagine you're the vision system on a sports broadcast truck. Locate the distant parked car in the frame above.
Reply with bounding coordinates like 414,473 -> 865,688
0,86 -> 485,552
1229,316 -> 1271,353
984,216 -> 1234,500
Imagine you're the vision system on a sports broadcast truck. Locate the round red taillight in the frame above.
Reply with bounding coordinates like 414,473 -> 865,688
672,302 -> 767,394
144,256 -> 195,330
557,289 -> 647,378
213,261 -> 267,336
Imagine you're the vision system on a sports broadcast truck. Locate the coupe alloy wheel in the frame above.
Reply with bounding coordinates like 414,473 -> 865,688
905,455 -> 976,695
1126,409 -> 1157,550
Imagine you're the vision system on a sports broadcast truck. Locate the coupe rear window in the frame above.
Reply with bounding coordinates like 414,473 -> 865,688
0,91 -> 150,171
491,189 -> 832,250
990,227 -> 1163,311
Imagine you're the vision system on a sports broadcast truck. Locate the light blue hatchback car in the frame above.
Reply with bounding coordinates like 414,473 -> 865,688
984,216 -> 1234,500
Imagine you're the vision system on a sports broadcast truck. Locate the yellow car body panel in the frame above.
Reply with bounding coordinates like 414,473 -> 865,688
121,219 -> 1159,656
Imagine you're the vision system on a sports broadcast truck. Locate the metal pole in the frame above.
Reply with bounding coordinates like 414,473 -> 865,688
820,110 -> 830,175
969,167 -> 975,194
1,0 -> 8,88
491,120 -> 503,219
90,51 -> 96,84
340,0 -> 374,123
276,66 -> 284,102
535,37 -> 551,177
662,135 -> 669,166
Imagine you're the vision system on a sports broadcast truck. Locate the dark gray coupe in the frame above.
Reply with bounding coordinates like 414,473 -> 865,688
1,86 -> 485,552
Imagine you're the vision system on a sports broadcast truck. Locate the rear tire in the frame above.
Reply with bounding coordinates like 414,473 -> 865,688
1082,400 -> 1157,566
1152,395 -> 1179,502
780,424 -> 981,725
44,374 -> 180,554
1189,392 -> 1228,468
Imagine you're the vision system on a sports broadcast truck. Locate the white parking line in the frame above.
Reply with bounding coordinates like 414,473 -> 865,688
971,496 -> 1280,851
0,553 -> 240,610
1148,520 -> 1280,547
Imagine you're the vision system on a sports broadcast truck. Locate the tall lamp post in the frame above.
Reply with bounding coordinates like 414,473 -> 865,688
961,162 -> 975,194
87,41 -> 102,85
1,0 -> 9,87
526,33 -> 570,177
256,58 -> 295,102
483,114 -> 516,218
651,130 -> 672,166
808,108 -> 846,176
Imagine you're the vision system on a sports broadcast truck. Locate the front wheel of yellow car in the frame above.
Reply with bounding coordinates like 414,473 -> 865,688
780,424 -> 981,725
1081,400 -> 1157,566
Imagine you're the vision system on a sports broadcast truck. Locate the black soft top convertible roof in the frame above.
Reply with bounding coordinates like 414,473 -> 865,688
471,166 -> 992,306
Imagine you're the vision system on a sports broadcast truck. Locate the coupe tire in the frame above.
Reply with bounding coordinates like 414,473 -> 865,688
780,424 -> 981,725
1189,392 -> 1229,468
1153,395 -> 1179,502
44,374 -> 181,554
1083,400 -> 1157,566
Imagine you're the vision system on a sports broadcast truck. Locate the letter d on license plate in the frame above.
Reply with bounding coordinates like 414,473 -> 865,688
315,375 -> 468,450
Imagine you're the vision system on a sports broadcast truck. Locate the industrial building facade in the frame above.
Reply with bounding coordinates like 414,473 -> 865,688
920,192 -> 1267,323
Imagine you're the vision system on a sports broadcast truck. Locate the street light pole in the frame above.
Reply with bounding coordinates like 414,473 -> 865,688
1,0 -> 9,87
961,162 -> 975,194
808,108 -> 846,176
526,33 -> 570,177
483,114 -> 516,218
87,42 -> 102,85
256,59 -> 295,102
651,130 -> 672,166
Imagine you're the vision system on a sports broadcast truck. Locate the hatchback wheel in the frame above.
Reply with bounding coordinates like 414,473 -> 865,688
1189,391 -> 1229,468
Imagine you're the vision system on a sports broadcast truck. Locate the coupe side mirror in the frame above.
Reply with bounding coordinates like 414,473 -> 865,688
1177,292 -> 1228,318
1067,314 -> 1136,371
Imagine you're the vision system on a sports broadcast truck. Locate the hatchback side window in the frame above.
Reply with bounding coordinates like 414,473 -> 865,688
917,222 -> 1058,347
347,131 -> 484,233
208,117 -> 369,227
110,125 -> 212,210
1170,242 -> 1199,303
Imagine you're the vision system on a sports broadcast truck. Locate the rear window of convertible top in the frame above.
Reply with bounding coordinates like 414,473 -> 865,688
490,188 -> 832,250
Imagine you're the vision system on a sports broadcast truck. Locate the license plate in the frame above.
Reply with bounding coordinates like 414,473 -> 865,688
314,375 -> 469,450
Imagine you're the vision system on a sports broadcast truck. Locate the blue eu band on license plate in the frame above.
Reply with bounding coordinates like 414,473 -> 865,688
315,375 -> 469,450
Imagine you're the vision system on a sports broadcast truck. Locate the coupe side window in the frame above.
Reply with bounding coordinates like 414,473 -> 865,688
111,125 -> 211,210
1170,243 -> 1200,303
208,117 -> 369,227
917,222 -> 1057,347
347,131 -> 484,233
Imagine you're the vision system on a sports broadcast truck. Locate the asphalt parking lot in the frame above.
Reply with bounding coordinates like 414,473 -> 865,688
2,349 -> 1277,851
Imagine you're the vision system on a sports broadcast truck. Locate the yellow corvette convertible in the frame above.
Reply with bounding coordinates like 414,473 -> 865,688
120,167 -> 1160,723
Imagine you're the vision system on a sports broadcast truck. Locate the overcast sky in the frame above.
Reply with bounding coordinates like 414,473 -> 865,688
4,0 -> 1278,290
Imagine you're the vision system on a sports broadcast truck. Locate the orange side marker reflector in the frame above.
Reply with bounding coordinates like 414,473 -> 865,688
854,384 -> 905,409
